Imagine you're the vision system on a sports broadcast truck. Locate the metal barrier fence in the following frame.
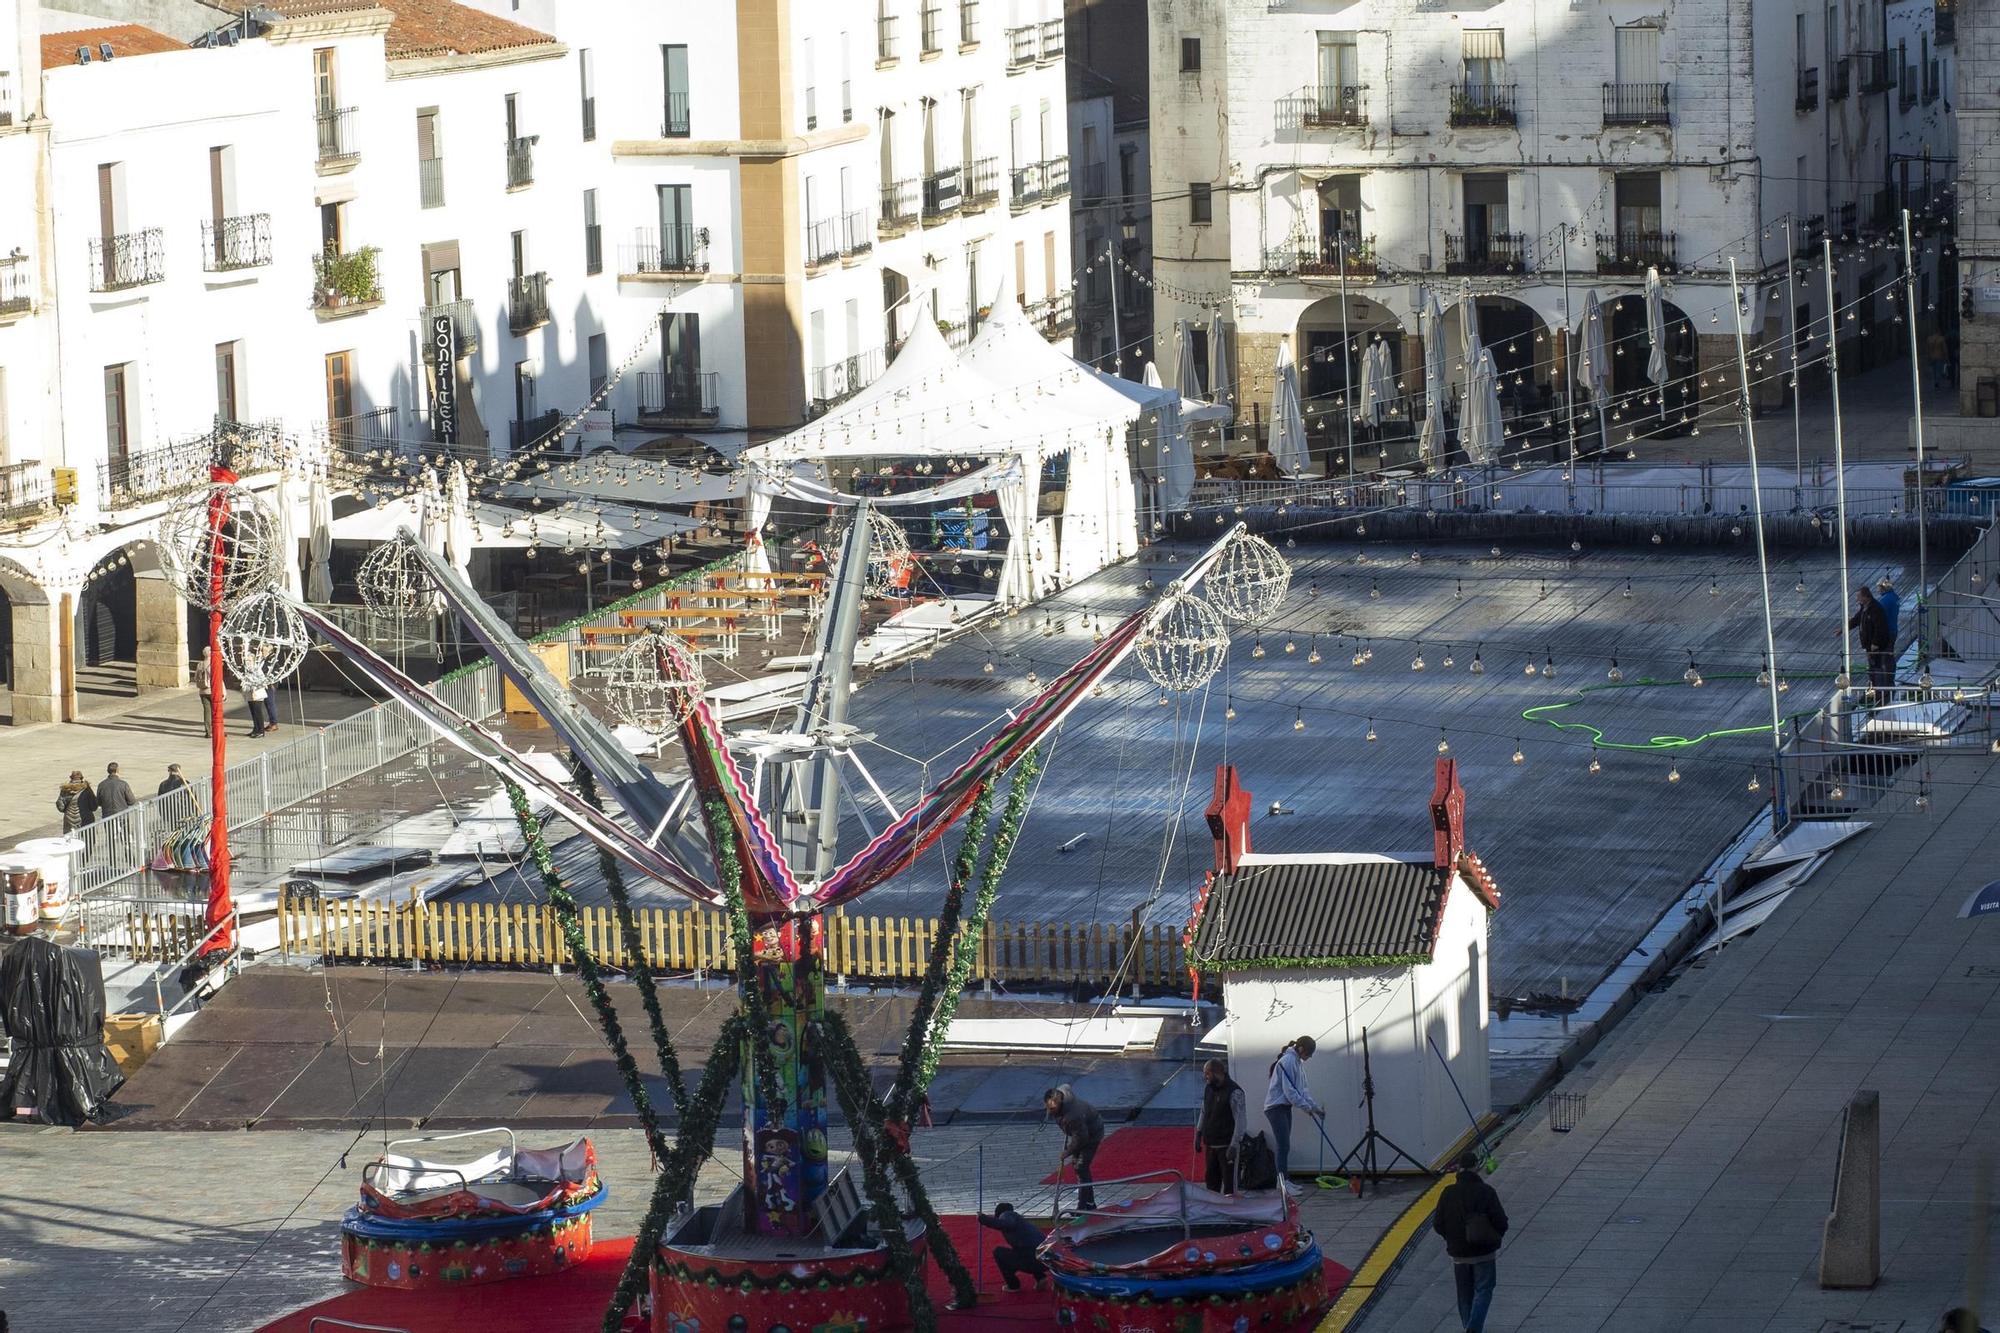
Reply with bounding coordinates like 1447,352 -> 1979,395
278,891 -> 1191,989
67,667 -> 498,913
1186,472 -> 1915,520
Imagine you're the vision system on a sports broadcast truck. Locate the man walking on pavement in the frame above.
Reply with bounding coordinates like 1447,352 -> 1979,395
1195,1058 -> 1245,1194
157,764 -> 189,797
1433,1149 -> 1508,1333
1262,1036 -> 1324,1182
1044,1084 -> 1104,1211
976,1202 -> 1048,1292
95,763 -> 135,818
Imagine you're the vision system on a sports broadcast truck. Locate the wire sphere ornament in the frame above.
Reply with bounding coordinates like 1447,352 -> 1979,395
1205,532 -> 1292,625
831,507 -> 913,598
604,629 -> 706,735
158,483 -> 283,612
1136,593 -> 1232,692
218,589 -> 310,689
357,538 -> 436,619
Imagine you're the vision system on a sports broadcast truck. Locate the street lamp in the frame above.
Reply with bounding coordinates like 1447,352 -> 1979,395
1120,210 -> 1138,246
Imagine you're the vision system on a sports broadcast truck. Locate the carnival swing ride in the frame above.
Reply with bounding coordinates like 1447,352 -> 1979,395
166,461 -> 1318,1331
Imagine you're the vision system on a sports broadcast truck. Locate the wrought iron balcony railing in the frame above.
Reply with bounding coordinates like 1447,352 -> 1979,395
1263,231 -> 1377,277
1276,85 -> 1367,130
418,157 -> 444,208
316,107 -> 359,165
1793,215 -> 1826,256
1042,156 -> 1070,200
807,216 -> 843,267
840,209 -> 874,255
1829,56 -> 1851,100
637,369 -> 719,423
1602,82 -> 1670,126
1594,229 -> 1676,274
664,91 -> 690,138
508,272 -> 550,334
1837,202 -> 1858,238
1010,161 -> 1044,208
1006,25 -> 1035,68
1040,19 -> 1063,60
1024,289 -> 1074,338
809,349 -> 887,416
923,166 -> 963,218
506,136 -> 535,189
880,178 -> 920,228
1443,231 -> 1529,274
1450,83 -> 1517,127
622,225 -> 711,275
201,214 -> 272,273
0,258 -> 29,317
422,298 -> 479,355
326,406 -> 400,468
0,460 -> 53,524
510,408 -> 563,454
1796,66 -> 1819,112
965,157 -> 1001,205
1852,50 -> 1892,93
89,228 -> 166,292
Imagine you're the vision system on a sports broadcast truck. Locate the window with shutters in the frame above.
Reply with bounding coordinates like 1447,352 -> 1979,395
579,49 -> 595,141
1317,32 -> 1357,93
583,189 -> 601,275
1462,30 -> 1503,85
215,342 -> 240,422
323,352 -> 352,425
105,363 -> 131,462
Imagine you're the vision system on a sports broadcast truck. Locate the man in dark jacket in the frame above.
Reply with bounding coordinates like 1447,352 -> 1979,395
977,1202 -> 1048,1291
1850,586 -> 1894,689
1194,1058 -> 1246,1194
157,764 -> 189,797
1044,1083 -> 1105,1210
95,763 -> 135,817
1432,1150 -> 1507,1333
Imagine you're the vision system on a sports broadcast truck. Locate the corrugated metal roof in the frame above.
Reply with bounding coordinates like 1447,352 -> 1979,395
1188,859 -> 1449,967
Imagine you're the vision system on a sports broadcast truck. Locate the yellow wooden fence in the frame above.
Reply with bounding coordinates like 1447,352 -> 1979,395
277,891 -> 1188,988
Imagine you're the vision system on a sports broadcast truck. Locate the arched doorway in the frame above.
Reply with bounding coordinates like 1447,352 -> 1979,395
77,550 -> 136,672
1443,296 -> 1554,399
1296,293 -> 1407,467
1599,293 -> 1698,439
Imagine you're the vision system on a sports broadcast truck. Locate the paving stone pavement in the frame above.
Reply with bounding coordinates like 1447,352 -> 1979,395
1357,749 -> 2000,1333
0,1118 -> 1396,1333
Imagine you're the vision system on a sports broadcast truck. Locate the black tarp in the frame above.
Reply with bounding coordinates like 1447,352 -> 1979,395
0,937 -> 125,1126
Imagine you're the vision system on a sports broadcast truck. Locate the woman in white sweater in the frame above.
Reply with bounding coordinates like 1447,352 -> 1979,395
1262,1036 -> 1324,1181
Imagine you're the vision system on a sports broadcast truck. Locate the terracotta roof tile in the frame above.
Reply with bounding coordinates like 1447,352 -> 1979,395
42,24 -> 185,69
378,0 -> 556,59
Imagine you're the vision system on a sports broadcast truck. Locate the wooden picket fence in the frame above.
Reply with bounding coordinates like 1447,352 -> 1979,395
277,890 -> 1189,988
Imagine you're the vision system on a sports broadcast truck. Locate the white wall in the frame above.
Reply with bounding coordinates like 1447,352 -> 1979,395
1223,872 -> 1489,1172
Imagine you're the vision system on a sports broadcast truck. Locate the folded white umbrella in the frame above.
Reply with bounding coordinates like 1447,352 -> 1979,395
1270,341 -> 1310,477
1417,291 -> 1449,466
307,471 -> 334,603
1645,267 -> 1669,394
1460,346 -> 1504,465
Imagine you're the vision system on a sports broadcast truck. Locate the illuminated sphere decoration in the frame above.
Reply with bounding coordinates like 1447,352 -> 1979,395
605,628 -> 706,735
1136,593 -> 1231,692
1205,532 -> 1292,625
158,483 -> 283,612
357,538 -> 435,620
832,507 -> 913,598
218,589 -> 310,689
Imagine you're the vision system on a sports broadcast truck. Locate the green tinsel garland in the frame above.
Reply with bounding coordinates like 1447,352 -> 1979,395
702,798 -> 785,1119
599,1013 -> 745,1333
503,780 -> 667,1165
567,754 -> 689,1121
884,778 -> 996,1125
914,749 -> 1041,1092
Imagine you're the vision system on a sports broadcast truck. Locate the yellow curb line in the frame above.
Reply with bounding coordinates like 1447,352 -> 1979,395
1315,1175 -> 1453,1332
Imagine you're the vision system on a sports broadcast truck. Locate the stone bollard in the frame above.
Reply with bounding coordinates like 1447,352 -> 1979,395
1820,1089 -> 1881,1288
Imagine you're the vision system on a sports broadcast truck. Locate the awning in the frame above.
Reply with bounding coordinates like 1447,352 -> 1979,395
329,496 -> 698,550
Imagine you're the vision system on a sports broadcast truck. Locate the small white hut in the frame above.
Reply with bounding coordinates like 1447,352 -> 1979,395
1185,759 -> 1500,1174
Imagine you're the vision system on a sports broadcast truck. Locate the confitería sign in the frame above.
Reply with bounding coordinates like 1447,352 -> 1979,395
430,312 -> 457,442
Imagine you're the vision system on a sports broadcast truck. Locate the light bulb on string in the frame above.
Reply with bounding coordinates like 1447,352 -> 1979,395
1541,649 -> 1556,679
1251,639 -> 1266,659
1756,654 -> 1771,686
1283,638 -> 1296,655
1307,636 -> 1322,665
1622,579 -> 1633,599
1225,699 -> 1237,721
1365,718 -> 1377,743
1411,650 -> 1426,672
1369,578 -> 1381,599
1442,645 -> 1455,668
1469,648 -> 1485,675
1747,768 -> 1762,792
1684,653 -> 1704,687
1293,709 -> 1306,732
1436,730 -> 1450,754
1588,747 -> 1603,774
1512,740 -> 1525,764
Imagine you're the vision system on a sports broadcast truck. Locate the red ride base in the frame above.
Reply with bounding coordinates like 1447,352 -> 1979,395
1052,1262 -> 1328,1333
341,1213 -> 596,1291
650,1229 -> 927,1333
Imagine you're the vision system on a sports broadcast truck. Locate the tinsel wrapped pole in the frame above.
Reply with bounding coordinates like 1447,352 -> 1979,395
202,463 -> 238,957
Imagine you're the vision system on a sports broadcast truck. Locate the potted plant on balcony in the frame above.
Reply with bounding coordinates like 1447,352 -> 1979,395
313,245 -> 382,311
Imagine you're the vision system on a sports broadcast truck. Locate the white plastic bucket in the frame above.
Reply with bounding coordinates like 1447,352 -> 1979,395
16,837 -> 81,922
0,854 -> 42,935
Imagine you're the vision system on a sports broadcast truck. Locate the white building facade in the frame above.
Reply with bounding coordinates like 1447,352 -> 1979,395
1148,0 -> 1949,463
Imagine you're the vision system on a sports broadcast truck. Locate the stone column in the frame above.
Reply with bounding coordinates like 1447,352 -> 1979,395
1819,1088 -> 1880,1288
10,596 -> 61,726
134,571 -> 189,691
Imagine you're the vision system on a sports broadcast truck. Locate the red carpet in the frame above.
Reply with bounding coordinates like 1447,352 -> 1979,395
1038,1125 -> 1200,1185
259,1218 -> 1350,1332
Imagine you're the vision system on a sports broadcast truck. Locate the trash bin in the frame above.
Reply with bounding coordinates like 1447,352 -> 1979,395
1548,1091 -> 1586,1133
15,837 -> 82,923
1978,377 -> 1998,418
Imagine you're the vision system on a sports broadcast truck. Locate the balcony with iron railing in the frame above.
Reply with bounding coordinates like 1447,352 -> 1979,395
1898,65 -> 1918,111
1449,82 -> 1517,127
1793,215 -> 1826,255
1864,186 -> 1896,235
0,257 -> 29,318
1602,82 -> 1670,126
508,272 -> 550,334
102,437 -> 211,508
1444,231 -> 1529,274
809,348 -> 886,415
1276,85 -> 1367,130
0,460 -> 53,525
418,156 -> 444,208
637,369 -> 719,425
1829,56 -> 1851,100
1924,57 -> 1940,103
1837,201 -> 1858,238
921,2 -> 942,53
89,228 -> 166,292
1266,231 -> 1377,277
839,209 -> 873,256
878,13 -> 899,63
326,405 -> 400,467
965,157 -> 1001,207
582,95 -> 595,141
621,225 -> 711,276
1006,24 -> 1035,68
807,215 -> 843,267
506,136 -> 535,189
1796,66 -> 1819,112
923,166 -> 963,219
422,298 -> 479,355
880,178 -> 920,230
1010,161 -> 1044,209
959,0 -> 978,44
664,91 -> 690,138
585,222 -> 602,275
1852,50 -> 1892,93
1042,156 -> 1070,200
316,106 -> 359,167
200,213 -> 271,273
510,407 -> 563,454
1594,229 -> 1676,274
1024,289 -> 1074,338
1039,19 -> 1063,60
312,246 -> 382,315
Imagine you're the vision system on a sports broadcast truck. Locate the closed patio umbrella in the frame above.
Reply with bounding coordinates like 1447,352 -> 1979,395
1645,266 -> 1669,418
306,471 -> 334,604
1417,290 -> 1449,467
1208,311 -> 1234,414
1579,289 -> 1613,456
1270,340 -> 1310,477
1460,345 -> 1503,465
